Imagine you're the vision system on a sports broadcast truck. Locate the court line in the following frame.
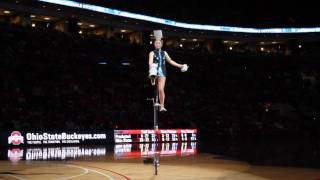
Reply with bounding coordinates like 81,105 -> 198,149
83,164 -> 131,180
64,164 -> 114,180
54,165 -> 89,180
4,164 -> 114,180
87,167 -> 114,180
6,174 -> 26,180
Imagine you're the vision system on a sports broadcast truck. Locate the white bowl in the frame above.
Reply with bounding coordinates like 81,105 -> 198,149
181,64 -> 188,72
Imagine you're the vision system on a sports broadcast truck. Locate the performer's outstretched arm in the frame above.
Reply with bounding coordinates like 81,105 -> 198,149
164,52 -> 183,69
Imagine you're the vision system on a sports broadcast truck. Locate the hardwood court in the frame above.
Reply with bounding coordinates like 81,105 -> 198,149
1,153 -> 320,180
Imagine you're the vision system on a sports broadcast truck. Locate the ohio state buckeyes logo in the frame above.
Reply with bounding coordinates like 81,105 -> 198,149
8,148 -> 23,162
8,131 -> 24,145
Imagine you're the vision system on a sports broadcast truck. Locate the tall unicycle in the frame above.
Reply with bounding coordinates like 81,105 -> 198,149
148,63 -> 160,175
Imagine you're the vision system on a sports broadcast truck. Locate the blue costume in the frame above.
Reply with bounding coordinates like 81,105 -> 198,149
153,49 -> 167,77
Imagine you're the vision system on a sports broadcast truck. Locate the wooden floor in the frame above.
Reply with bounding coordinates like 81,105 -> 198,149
1,153 -> 320,180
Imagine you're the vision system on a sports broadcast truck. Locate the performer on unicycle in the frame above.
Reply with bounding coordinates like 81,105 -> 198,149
148,39 -> 188,112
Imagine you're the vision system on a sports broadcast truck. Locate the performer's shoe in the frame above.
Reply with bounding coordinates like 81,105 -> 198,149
154,103 -> 161,107
159,106 -> 167,112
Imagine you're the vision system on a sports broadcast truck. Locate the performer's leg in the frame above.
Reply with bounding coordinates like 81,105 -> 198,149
157,77 -> 166,110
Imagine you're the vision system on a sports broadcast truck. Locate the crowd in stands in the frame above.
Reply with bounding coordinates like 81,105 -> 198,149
1,23 -> 320,139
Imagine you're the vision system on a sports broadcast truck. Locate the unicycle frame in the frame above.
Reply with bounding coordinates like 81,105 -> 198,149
153,77 -> 159,130
149,76 -> 160,175
153,153 -> 159,175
